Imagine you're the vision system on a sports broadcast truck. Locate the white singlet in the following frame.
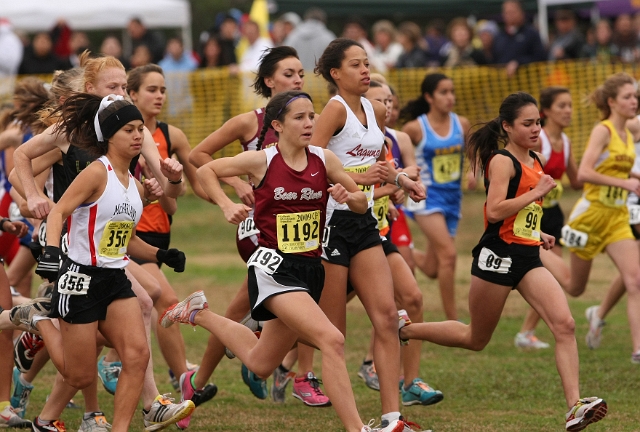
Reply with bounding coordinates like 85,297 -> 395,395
67,156 -> 143,268
539,129 -> 570,168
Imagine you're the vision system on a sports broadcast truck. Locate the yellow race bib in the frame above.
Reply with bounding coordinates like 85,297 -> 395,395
373,196 -> 390,231
276,210 -> 321,253
99,221 -> 134,258
513,203 -> 542,240
599,185 -> 627,207
432,153 -> 461,184
542,182 -> 564,208
344,165 -> 374,201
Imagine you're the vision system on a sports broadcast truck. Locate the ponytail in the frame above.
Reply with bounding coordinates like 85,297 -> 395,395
399,73 -> 450,122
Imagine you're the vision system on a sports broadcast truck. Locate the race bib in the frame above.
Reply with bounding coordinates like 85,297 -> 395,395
98,221 -> 134,258
322,226 -> 331,248
477,247 -> 512,274
57,270 -> 91,295
513,203 -> 543,240
542,182 -> 564,208
276,210 -> 320,253
432,153 -> 461,184
61,233 -> 69,257
247,247 -> 283,275
238,217 -> 260,240
561,225 -> 588,248
373,196 -> 390,230
405,196 -> 426,212
629,204 -> 640,225
38,221 -> 47,247
344,165 -> 374,201
599,186 -> 627,208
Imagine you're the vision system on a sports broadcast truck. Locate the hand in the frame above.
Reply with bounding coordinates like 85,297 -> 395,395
362,162 -> 389,185
156,248 -> 186,272
143,178 -> 163,203
540,232 -> 555,250
160,158 -> 184,183
506,60 -> 519,78
623,178 -> 640,196
401,166 -> 421,181
2,220 -> 28,238
388,202 -> 399,221
328,184 -> 349,204
35,245 -> 61,282
533,175 -> 556,199
391,188 -> 405,205
233,181 -> 255,207
221,203 -> 252,225
402,178 -> 426,202
27,196 -> 51,220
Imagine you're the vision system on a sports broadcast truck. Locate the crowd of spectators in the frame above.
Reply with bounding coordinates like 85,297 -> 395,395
4,0 -> 640,86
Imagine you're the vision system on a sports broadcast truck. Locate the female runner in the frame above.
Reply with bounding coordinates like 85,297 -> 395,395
400,73 -> 470,321
9,94 -> 187,432
562,73 -> 640,363
188,46 -> 328,412
313,38 -> 425,429
398,92 -> 607,431
162,90 -> 403,432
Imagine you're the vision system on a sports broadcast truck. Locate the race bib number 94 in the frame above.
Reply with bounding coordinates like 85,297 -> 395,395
99,221 -> 134,258
57,270 -> 91,295
247,247 -> 283,275
277,210 -> 320,253
478,248 -> 512,274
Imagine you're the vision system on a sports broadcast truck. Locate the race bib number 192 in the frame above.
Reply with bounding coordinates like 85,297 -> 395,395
247,247 -> 283,275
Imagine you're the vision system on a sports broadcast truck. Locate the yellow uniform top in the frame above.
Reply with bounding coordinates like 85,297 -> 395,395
583,119 -> 636,207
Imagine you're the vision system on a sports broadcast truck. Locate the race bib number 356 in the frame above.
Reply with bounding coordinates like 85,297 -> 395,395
57,270 -> 91,295
276,210 -> 320,253
99,221 -> 134,258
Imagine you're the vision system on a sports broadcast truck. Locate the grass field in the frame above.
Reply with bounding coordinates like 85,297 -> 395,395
19,189 -> 640,431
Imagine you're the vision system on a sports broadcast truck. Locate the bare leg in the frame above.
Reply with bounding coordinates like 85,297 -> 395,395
6,247 -> 36,297
0,271 -> 12,402
281,347 -> 298,370
566,253 -> 593,297
598,275 -> 626,320
296,343 -> 315,378
397,245 -> 415,274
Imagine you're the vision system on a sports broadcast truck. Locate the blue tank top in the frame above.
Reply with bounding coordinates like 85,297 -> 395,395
415,112 -> 464,191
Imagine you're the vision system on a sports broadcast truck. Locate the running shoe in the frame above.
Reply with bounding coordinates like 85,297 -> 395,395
225,313 -> 262,359
142,394 -> 194,432
10,367 -> 33,418
398,309 -> 411,346
292,372 -> 331,407
241,364 -> 268,400
191,383 -> 218,407
364,418 -> 405,432
631,350 -> 640,364
9,297 -> 51,331
565,397 -> 607,431
159,291 -> 208,328
97,356 -> 121,395
0,404 -> 31,428
585,306 -> 605,350
78,411 -> 111,432
357,361 -> 380,391
31,417 -> 65,431
401,378 -> 444,406
14,331 -> 45,373
271,366 -> 295,403
175,372 -> 218,430
514,331 -> 550,349
400,416 -> 432,432
36,281 -> 54,298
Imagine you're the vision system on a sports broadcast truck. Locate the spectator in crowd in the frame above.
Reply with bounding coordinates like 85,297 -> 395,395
68,31 -> 90,68
342,17 -> 376,60
548,9 -> 584,60
370,20 -> 403,73
582,19 -> 615,63
130,44 -> 153,69
283,7 -> 336,70
159,36 -> 198,72
396,21 -> 428,68
128,17 -> 166,63
476,20 -> 498,64
492,0 -> 546,76
272,12 -> 301,46
611,13 -> 640,63
100,35 -> 130,69
18,32 -> 71,75
50,19 -> 72,59
633,11 -> 640,39
216,14 -> 240,66
0,18 -> 23,93
424,19 -> 449,66
238,20 -> 273,73
199,35 -> 222,68
441,17 -> 487,66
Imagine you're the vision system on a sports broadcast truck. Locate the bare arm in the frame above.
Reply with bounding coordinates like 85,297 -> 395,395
565,142 -> 583,189
324,150 -> 367,214
0,123 -> 23,152
168,124 -> 210,202
141,127 -> 183,199
311,100 -> 347,149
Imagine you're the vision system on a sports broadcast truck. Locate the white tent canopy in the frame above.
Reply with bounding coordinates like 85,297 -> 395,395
1,0 -> 192,50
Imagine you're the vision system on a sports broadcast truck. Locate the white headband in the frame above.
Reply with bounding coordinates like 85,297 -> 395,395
94,94 -> 124,142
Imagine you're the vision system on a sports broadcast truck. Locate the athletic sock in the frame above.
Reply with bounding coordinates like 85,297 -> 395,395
362,359 -> 373,366
381,411 -> 401,425
277,364 -> 289,374
83,411 -> 103,420
190,371 -> 198,389
18,373 -> 31,387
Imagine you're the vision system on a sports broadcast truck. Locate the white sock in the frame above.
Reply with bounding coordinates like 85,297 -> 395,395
381,412 -> 401,424
19,373 -> 31,386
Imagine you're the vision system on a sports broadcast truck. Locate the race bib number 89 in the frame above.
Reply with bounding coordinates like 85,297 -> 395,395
99,221 -> 134,258
57,270 -> 91,295
478,248 -> 512,274
247,247 -> 283,275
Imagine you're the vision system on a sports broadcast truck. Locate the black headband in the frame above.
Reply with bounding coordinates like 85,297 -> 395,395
99,105 -> 143,142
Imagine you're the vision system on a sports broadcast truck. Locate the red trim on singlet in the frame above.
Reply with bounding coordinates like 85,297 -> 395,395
88,205 -> 97,266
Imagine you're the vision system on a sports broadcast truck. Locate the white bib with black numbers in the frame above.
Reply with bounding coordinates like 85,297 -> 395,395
247,246 -> 283,275
478,247 -> 512,274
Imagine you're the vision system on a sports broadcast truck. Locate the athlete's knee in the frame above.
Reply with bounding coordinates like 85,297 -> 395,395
467,335 -> 491,351
551,314 -> 576,340
400,286 -> 423,316
64,368 -> 96,389
136,291 -> 154,320
318,327 -> 345,358
371,305 -> 401,338
438,247 -> 457,269
120,342 -> 150,375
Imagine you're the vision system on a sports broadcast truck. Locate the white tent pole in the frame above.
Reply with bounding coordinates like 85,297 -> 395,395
538,0 -> 549,45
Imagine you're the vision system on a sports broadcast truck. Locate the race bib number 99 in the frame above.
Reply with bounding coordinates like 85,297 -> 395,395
513,203 -> 542,240
247,247 -> 283,275
57,270 -> 91,295
344,165 -> 374,201
432,153 -> 461,184
99,221 -> 134,258
277,210 -> 320,253
478,248 -> 512,274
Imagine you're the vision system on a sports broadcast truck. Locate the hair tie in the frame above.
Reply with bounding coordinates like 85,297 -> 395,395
94,94 -> 124,142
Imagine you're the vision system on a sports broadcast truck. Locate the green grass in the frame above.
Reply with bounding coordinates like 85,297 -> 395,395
20,190 -> 640,431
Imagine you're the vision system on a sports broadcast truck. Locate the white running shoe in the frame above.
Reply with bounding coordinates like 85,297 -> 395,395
142,394 -> 195,432
159,291 -> 208,328
363,418 -> 405,432
565,397 -> 607,431
585,306 -> 605,350
0,405 -> 32,428
631,350 -> 640,364
78,411 -> 111,432
514,331 -> 550,349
